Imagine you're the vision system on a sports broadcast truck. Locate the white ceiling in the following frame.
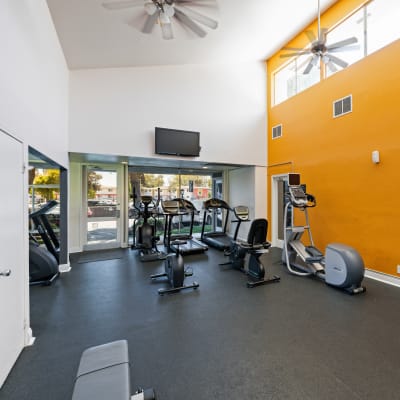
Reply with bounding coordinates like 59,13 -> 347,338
46,0 -> 337,70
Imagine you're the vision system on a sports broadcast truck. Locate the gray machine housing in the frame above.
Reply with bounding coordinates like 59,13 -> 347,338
325,243 -> 364,288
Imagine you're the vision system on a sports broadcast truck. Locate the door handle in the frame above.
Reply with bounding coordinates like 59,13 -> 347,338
0,269 -> 11,277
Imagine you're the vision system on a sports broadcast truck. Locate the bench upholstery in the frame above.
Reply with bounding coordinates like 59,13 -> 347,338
72,340 -> 130,400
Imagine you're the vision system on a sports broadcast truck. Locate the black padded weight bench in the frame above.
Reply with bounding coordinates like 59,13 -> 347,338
72,340 -> 156,400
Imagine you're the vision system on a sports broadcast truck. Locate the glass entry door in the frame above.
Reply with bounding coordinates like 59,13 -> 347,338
84,166 -> 122,250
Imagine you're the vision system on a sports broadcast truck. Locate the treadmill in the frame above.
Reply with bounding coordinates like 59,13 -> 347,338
200,198 -> 232,251
162,199 -> 208,255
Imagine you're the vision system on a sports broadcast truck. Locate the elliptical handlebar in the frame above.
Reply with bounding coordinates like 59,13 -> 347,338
288,186 -> 317,209
132,187 -> 163,219
154,188 -> 161,209
305,193 -> 317,207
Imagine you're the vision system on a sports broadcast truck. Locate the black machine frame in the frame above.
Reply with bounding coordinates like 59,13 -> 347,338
220,205 -> 280,288
30,200 -> 60,262
162,198 -> 208,255
200,198 -> 232,251
130,188 -> 167,262
151,239 -> 199,295
29,200 -> 60,285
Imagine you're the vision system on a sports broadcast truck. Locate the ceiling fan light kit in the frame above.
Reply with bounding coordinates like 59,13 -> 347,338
280,0 -> 359,75
102,0 -> 218,40
144,2 -> 157,15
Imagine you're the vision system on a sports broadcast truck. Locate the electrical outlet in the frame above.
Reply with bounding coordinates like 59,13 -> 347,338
397,265 -> 400,274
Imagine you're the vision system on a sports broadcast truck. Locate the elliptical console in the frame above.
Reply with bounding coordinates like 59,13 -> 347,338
282,173 -> 366,295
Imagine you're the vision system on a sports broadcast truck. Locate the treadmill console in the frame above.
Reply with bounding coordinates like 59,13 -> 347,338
162,200 -> 183,215
204,198 -> 230,210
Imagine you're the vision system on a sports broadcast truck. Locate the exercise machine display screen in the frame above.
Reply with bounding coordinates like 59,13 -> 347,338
288,173 -> 300,186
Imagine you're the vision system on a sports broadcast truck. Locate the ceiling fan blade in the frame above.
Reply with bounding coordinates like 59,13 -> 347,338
283,46 -> 308,51
280,51 -> 311,58
305,30 -> 317,43
327,54 -> 348,69
327,61 -> 338,73
142,11 -> 158,34
174,8 -> 207,37
175,0 -> 218,5
174,5 -> 218,29
303,55 -> 320,74
329,44 -> 360,53
303,56 -> 315,75
102,0 -> 144,10
327,36 -> 358,50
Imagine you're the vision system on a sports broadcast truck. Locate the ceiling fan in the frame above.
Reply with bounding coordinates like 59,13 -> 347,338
280,0 -> 359,74
102,0 -> 218,40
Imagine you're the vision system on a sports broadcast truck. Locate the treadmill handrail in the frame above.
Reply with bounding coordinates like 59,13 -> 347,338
29,200 -> 59,217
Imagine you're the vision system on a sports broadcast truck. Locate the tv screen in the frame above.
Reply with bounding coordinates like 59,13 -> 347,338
155,127 -> 200,157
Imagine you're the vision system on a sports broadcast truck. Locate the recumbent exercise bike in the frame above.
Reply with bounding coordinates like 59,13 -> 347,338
220,205 -> 280,288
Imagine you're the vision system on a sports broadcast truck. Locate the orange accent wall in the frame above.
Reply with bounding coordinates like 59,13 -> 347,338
267,0 -> 400,276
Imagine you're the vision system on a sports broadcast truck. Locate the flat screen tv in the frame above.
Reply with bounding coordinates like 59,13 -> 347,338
155,127 -> 200,157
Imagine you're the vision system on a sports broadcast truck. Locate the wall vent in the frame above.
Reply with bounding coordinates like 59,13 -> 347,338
272,124 -> 282,139
333,95 -> 352,118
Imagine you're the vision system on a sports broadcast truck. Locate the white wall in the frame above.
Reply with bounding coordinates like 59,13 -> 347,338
0,0 -> 69,357
0,0 -> 69,167
69,62 -> 267,166
228,166 -> 266,241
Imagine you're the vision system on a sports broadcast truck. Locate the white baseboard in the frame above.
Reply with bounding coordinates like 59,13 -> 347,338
59,263 -> 71,273
69,246 -> 82,254
365,269 -> 400,288
25,327 -> 36,347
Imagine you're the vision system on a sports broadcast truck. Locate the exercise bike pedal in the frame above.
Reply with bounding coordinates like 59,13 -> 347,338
246,275 -> 280,288
184,266 -> 194,277
158,281 -> 199,296
150,272 -> 167,280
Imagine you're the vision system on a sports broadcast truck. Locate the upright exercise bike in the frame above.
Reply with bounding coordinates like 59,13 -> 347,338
220,205 -> 280,288
282,173 -> 366,294
151,200 -> 199,295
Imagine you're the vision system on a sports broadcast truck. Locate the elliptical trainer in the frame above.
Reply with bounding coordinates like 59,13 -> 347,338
131,188 -> 167,262
151,200 -> 199,295
282,173 -> 366,294
220,205 -> 280,288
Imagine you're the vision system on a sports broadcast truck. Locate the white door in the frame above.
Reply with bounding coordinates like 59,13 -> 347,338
271,174 -> 289,248
0,131 -> 25,387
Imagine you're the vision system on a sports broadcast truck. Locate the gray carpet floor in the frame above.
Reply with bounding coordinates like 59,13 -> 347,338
2,247 -> 400,400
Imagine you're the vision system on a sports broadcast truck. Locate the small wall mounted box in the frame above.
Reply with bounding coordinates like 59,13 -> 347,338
372,150 -> 380,164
